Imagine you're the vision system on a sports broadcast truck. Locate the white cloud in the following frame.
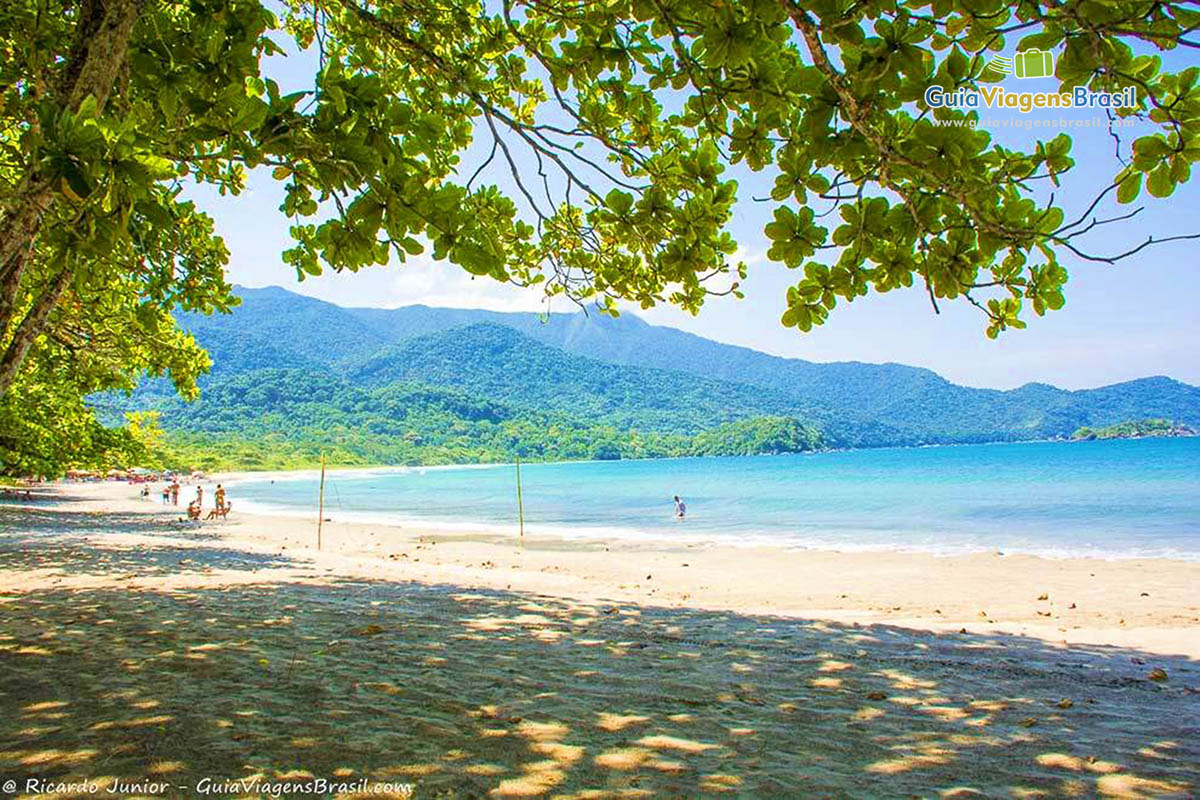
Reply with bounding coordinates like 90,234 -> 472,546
373,254 -> 552,312
236,249 -> 555,313
731,244 -> 767,267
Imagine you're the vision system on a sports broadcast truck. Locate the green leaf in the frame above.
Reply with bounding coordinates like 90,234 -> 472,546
1133,136 -> 1171,160
58,161 -> 92,202
1116,172 -> 1142,204
1145,166 -> 1174,198
605,189 -> 634,215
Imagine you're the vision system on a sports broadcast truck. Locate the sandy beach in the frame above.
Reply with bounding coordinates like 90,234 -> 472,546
1,479 -> 1197,797
30,477 -> 1200,658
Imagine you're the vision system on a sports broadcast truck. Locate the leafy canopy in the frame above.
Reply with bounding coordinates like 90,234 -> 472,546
273,0 -> 1199,336
1,0 -> 1197,473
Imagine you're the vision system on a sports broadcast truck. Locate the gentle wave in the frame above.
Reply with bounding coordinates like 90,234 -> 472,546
232,499 -> 1199,562
228,438 -> 1200,562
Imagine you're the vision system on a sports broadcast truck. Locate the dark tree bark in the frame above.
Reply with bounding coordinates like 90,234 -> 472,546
0,264 -> 74,397
0,0 -> 143,397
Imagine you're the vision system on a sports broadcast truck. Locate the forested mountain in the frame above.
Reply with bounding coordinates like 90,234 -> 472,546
117,283 -> 1200,469
168,286 -> 1200,447
136,368 -> 823,471
351,323 -> 819,436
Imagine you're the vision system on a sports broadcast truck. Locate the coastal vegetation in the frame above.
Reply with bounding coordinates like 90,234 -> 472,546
123,367 -> 825,472
81,287 -> 1195,474
151,414 -> 823,473
2,0 -> 1198,474
1072,418 -> 1196,441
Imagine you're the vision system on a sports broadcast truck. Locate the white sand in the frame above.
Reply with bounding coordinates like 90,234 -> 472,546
25,479 -> 1200,658
1,481 -> 1197,797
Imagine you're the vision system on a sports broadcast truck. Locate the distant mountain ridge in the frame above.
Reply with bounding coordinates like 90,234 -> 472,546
169,285 -> 1200,447
350,322 -> 819,435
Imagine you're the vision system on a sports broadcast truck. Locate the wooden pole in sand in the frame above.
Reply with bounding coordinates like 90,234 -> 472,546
317,453 -> 326,551
515,453 -> 525,545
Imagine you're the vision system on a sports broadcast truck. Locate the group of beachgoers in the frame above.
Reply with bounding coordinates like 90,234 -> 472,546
143,480 -> 231,521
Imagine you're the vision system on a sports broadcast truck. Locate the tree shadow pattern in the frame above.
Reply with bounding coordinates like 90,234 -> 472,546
0,523 -> 1198,798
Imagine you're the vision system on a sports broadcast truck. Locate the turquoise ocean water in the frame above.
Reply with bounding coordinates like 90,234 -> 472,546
231,437 -> 1200,560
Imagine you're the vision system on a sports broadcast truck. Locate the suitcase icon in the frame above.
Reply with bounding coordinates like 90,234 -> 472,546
1014,49 -> 1054,79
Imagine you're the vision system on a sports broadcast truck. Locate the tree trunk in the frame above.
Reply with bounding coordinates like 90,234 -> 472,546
0,0 -> 142,397
0,215 -> 47,336
0,265 -> 75,398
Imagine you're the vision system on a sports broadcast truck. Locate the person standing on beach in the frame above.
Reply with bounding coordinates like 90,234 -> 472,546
170,481 -> 180,505
215,484 -> 226,511
673,495 -> 687,520
195,485 -> 204,508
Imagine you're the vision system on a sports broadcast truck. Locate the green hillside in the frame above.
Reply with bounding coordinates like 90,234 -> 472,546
138,368 -> 822,471
1072,418 -> 1197,441
124,284 -> 1200,470
350,323 -> 821,436
175,287 -> 1200,445
183,287 -> 390,368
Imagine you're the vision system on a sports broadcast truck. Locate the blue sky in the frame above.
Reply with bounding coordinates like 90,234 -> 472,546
190,35 -> 1199,391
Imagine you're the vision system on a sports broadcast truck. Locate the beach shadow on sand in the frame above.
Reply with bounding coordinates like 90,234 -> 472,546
0,505 -> 300,578
0,516 -> 1197,798
0,503 -> 237,541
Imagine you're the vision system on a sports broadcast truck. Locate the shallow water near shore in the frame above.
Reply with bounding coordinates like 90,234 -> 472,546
232,438 -> 1200,560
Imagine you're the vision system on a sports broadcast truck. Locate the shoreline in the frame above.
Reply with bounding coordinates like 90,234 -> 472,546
223,498 -> 1200,565
197,431 -> 1198,480
5,490 -> 1197,798
226,496 -> 1200,564
217,457 -> 1200,564
14,479 -> 1200,659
